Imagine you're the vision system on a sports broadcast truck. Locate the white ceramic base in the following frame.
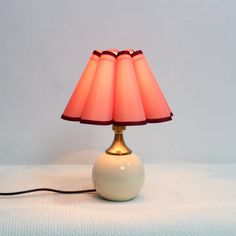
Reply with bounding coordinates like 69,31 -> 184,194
92,152 -> 145,201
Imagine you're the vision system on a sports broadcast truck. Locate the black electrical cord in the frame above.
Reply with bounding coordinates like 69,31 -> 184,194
0,188 -> 96,196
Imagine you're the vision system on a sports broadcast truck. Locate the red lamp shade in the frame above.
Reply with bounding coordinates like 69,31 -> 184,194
61,49 -> 173,125
113,51 -> 146,125
61,50 -> 101,120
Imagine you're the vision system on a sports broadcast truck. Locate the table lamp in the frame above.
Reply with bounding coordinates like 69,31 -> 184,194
61,49 -> 173,201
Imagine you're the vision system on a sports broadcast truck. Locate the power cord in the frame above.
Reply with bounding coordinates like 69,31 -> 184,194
0,188 -> 96,196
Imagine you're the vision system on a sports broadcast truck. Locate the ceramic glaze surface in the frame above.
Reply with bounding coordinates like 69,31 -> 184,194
92,153 -> 145,201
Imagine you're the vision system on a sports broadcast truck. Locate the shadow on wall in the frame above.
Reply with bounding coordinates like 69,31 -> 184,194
52,150 -> 101,164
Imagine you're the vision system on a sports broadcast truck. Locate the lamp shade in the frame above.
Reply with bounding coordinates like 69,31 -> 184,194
61,50 -> 101,120
132,50 -> 173,122
61,49 -> 173,125
113,51 -> 146,125
80,51 -> 116,125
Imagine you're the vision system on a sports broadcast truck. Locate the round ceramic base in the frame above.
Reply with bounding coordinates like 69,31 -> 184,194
92,152 -> 145,201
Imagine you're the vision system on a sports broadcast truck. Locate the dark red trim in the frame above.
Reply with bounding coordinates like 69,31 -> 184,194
93,50 -> 102,57
80,119 -> 113,125
113,120 -> 147,126
102,51 -> 117,58
61,115 -> 172,125
131,50 -> 143,57
147,117 -> 172,123
61,115 -> 81,121
170,112 -> 173,117
117,50 -> 131,57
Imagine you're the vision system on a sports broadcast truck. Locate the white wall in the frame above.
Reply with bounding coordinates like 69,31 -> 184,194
0,0 -> 235,164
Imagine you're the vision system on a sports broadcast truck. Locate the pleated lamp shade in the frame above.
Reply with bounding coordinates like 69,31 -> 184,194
61,50 -> 101,120
61,49 -> 173,125
131,50 -> 173,122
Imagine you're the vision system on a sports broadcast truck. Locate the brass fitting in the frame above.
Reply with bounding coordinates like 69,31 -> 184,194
105,125 -> 132,155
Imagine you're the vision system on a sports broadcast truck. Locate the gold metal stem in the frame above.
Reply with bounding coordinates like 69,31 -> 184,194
105,125 -> 132,155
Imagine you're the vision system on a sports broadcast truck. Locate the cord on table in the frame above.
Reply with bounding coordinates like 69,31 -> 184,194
0,188 -> 96,196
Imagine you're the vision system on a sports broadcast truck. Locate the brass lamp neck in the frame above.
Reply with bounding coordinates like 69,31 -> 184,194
105,125 -> 132,155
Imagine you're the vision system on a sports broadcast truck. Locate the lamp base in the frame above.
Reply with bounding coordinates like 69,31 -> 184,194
92,152 -> 145,201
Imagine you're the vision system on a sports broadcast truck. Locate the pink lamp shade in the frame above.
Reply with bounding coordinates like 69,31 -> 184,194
132,50 -> 173,122
61,50 -> 101,121
61,49 -> 173,125
113,51 -> 146,125
80,51 -> 116,124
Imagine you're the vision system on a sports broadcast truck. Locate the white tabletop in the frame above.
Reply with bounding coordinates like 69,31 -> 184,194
0,164 -> 236,235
